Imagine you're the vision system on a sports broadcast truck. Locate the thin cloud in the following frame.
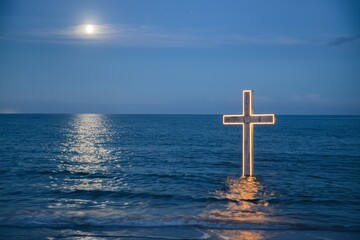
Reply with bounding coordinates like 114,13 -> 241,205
328,35 -> 360,46
218,35 -> 308,46
4,23 -> 317,47
26,24 -> 207,47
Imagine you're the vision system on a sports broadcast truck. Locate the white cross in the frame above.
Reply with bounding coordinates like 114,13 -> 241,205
223,90 -> 276,177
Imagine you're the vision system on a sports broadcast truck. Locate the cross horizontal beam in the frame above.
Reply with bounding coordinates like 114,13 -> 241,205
223,114 -> 275,125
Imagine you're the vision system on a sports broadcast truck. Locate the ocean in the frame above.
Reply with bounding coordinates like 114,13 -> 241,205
0,114 -> 359,239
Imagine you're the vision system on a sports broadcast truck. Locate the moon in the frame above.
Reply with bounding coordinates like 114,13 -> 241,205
85,25 -> 94,34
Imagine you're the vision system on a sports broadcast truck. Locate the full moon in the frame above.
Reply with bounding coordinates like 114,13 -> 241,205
85,24 -> 94,34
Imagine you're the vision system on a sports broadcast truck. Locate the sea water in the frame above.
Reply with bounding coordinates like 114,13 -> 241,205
0,115 -> 359,239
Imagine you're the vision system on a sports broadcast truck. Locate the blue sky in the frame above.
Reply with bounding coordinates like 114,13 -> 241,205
0,0 -> 359,114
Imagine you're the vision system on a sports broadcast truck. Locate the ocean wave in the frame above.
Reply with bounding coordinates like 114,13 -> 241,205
45,189 -> 226,203
1,210 -> 359,232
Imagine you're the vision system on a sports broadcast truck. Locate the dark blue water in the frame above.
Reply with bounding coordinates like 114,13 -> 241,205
0,115 -> 359,239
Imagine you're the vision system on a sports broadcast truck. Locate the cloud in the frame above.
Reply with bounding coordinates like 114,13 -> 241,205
24,24 -> 207,47
218,35 -> 308,46
4,22 -> 360,48
328,35 -> 360,46
2,23 -> 314,47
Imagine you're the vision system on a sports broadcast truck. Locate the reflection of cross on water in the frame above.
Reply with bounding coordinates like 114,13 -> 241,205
223,90 -> 276,177
204,177 -> 272,227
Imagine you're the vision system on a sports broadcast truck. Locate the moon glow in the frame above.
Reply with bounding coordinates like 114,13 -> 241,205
85,25 -> 94,34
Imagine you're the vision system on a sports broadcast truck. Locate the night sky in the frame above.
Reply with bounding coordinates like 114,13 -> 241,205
0,0 -> 359,114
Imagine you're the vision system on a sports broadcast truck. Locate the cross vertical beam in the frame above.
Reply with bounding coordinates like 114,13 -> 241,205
223,90 -> 276,177
243,90 -> 253,177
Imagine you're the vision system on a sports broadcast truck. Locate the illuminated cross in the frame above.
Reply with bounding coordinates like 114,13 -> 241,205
223,90 -> 276,177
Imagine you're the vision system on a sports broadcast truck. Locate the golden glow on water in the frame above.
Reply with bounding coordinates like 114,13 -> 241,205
205,177 -> 273,223
209,230 -> 265,240
202,177 -> 279,240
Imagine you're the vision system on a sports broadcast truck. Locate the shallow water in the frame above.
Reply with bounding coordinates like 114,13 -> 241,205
0,115 -> 359,239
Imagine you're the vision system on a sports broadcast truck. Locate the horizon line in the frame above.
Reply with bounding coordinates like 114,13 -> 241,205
0,113 -> 359,116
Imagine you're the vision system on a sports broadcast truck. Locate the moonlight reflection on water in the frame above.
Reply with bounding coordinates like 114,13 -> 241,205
54,114 -> 124,192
